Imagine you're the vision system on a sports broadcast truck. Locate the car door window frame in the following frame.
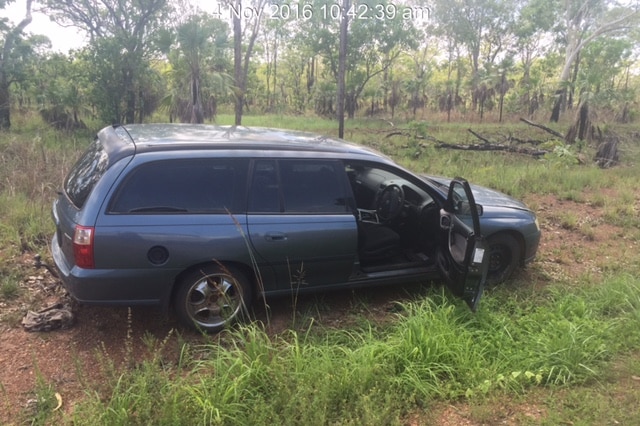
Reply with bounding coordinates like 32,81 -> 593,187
248,159 -> 351,215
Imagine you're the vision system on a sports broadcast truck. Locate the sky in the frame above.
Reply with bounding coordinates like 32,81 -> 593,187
0,0 -> 219,53
1,0 -> 87,52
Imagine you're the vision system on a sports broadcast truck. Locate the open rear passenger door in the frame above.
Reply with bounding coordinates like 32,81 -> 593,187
437,178 -> 489,311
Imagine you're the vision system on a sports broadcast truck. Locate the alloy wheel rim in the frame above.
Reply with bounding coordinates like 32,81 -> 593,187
186,274 -> 242,328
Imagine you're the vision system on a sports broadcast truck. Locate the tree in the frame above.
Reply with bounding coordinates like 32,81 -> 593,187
512,0 -> 556,116
336,0 -> 349,137
432,0 -> 514,116
228,0 -> 267,125
0,0 -> 32,129
168,14 -> 231,123
549,0 -> 639,122
303,0 -> 418,122
405,42 -> 434,119
44,0 -> 169,123
34,52 -> 89,129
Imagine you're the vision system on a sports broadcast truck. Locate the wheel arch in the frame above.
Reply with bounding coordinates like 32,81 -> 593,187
485,229 -> 526,265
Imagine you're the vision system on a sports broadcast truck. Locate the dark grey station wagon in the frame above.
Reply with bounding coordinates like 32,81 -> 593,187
51,124 -> 540,332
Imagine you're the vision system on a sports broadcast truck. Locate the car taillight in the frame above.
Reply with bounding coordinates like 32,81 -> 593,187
73,225 -> 95,269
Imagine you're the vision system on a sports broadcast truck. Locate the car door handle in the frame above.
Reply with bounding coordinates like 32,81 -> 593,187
265,232 -> 287,241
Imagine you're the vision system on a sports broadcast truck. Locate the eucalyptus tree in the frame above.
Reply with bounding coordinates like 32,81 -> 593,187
403,38 -> 436,119
279,44 -> 315,113
261,10 -> 292,112
0,0 -> 32,129
431,0 -> 515,116
224,0 -> 268,125
512,0 -> 556,116
2,34 -> 49,109
549,0 -> 639,122
302,0 -> 419,122
43,0 -> 170,123
33,51 -> 90,129
567,36 -> 634,140
162,14 -> 232,123
336,0 -> 349,137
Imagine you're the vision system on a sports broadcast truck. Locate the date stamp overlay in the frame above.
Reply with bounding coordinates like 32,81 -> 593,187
210,2 -> 431,22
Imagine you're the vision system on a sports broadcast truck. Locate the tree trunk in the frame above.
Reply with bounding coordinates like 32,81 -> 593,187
550,88 -> 566,123
567,51 -> 581,110
345,91 -> 356,119
190,71 -> 203,124
233,4 -> 243,126
0,83 -> 11,129
577,99 -> 589,141
336,0 -> 350,138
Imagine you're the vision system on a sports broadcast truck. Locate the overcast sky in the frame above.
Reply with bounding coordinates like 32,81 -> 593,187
1,1 -> 87,52
1,0 -> 220,53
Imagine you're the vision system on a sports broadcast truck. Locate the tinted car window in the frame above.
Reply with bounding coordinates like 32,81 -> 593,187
109,159 -> 247,214
249,159 -> 348,214
248,160 -> 281,213
64,137 -> 110,209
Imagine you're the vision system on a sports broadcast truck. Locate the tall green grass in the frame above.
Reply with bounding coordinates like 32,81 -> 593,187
55,274 -> 640,425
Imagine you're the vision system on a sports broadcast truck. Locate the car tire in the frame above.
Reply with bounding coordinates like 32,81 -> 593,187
486,233 -> 521,285
175,264 -> 252,333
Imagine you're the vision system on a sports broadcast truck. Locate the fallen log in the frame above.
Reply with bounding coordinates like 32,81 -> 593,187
435,141 -> 548,157
467,128 -> 492,144
386,131 -> 447,144
519,117 -> 564,139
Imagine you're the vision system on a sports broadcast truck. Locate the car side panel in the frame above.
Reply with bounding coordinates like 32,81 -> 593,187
88,213 -> 274,303
247,214 -> 358,289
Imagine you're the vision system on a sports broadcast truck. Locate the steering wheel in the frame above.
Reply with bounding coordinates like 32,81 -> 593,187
376,183 -> 405,222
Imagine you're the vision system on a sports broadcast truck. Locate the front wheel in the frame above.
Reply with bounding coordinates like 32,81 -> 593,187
175,264 -> 252,333
486,234 -> 521,285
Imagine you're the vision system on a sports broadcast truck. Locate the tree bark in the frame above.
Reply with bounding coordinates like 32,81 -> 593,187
233,1 -> 243,126
232,0 -> 266,126
336,0 -> 350,138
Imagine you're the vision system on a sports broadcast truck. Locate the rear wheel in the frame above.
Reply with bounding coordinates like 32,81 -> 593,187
486,234 -> 521,285
175,264 -> 252,333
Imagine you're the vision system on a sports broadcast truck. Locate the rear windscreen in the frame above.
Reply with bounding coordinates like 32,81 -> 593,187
64,137 -> 110,208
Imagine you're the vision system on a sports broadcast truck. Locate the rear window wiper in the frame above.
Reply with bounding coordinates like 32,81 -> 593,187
128,206 -> 189,213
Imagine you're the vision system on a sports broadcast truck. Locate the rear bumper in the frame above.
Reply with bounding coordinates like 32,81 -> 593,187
51,236 -> 168,306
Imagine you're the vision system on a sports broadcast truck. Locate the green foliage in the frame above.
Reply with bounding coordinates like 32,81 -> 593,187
160,13 -> 233,123
0,130 -> 78,254
60,273 -> 640,424
1,0 -> 639,127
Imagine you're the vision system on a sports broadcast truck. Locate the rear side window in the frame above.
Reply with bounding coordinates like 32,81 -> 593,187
64,137 -> 110,209
109,159 -> 248,214
249,159 -> 349,214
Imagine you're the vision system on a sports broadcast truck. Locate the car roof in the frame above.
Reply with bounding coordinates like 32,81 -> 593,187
99,123 -> 388,161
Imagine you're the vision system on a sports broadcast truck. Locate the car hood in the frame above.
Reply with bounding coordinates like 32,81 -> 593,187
423,175 -> 530,211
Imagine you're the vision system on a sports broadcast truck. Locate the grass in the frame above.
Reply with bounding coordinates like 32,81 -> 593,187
2,114 -> 640,424
52,274 -> 640,425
